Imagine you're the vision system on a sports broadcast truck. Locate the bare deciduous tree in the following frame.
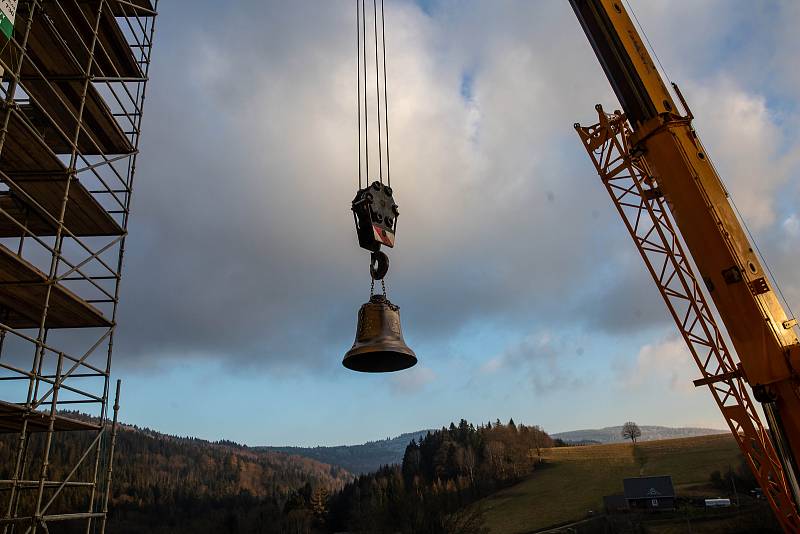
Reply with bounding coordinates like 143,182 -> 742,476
622,421 -> 642,444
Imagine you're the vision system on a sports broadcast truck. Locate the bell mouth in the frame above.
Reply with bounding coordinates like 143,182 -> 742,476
343,349 -> 417,373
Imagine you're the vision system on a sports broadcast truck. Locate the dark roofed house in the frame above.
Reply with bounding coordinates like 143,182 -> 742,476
623,475 -> 676,511
603,494 -> 629,513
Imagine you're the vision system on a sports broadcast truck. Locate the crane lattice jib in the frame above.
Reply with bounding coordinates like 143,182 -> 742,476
570,0 -> 800,530
575,109 -> 799,531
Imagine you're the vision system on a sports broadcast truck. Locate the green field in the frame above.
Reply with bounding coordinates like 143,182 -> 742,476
478,434 -> 745,533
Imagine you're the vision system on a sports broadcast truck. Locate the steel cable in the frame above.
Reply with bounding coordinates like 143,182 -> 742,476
362,0 -> 369,185
381,0 -> 391,187
372,0 -> 383,185
356,0 -> 362,189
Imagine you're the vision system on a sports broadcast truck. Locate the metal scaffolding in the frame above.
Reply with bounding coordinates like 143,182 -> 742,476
0,1 -> 158,532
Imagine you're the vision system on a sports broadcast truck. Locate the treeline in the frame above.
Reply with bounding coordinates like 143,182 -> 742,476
709,457 -> 758,494
315,418 -> 553,533
1,417 -> 551,533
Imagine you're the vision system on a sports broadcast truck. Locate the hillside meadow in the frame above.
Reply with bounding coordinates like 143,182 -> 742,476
479,434 -> 745,533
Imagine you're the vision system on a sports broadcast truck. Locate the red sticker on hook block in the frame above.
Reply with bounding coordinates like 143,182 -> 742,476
372,224 -> 395,247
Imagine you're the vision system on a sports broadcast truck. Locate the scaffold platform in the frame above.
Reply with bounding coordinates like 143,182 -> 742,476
0,400 -> 101,433
0,175 -> 123,237
0,108 -> 124,236
16,85 -> 134,155
0,244 -> 111,328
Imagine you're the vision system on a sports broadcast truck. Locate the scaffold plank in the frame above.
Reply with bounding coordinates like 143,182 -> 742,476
0,174 -> 123,237
52,1 -> 144,79
0,108 -> 63,173
0,8 -> 139,155
108,0 -> 155,17
15,1 -> 144,79
0,5 -> 142,81
0,192 -> 120,237
0,244 -> 112,329
0,110 -> 124,236
19,82 -> 134,155
0,400 -> 101,433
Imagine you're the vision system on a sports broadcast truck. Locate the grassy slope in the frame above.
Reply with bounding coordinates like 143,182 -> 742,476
479,434 -> 742,534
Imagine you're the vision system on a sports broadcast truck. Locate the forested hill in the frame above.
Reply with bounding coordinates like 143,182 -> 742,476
552,425 -> 727,444
0,418 -> 353,534
259,430 -> 433,474
108,422 -> 354,497
325,419 -> 555,532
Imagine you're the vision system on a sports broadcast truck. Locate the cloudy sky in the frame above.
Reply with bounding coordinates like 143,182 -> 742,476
113,0 -> 800,446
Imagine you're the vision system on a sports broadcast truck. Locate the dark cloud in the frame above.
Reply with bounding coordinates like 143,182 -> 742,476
111,1 -> 800,375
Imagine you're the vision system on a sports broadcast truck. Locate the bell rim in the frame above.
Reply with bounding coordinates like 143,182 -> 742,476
342,347 -> 418,373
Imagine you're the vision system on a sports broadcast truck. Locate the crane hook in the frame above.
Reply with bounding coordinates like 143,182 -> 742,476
370,250 -> 389,280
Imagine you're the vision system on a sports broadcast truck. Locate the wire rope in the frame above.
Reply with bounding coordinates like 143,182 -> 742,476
381,0 -> 391,187
623,0 -> 672,88
356,0 -> 362,189
730,195 -> 798,324
355,0 -> 393,191
362,0 -> 369,185
372,0 -> 383,185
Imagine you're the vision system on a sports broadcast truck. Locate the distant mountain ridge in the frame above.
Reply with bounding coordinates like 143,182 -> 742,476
259,430 -> 433,474
552,425 -> 727,444
262,425 -> 729,474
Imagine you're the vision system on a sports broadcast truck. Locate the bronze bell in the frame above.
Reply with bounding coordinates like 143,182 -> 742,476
343,294 -> 417,373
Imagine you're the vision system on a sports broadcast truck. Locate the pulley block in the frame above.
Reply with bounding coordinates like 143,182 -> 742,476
352,181 -> 398,253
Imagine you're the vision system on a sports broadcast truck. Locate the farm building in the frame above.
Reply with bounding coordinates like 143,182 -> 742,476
603,494 -> 629,513
623,475 -> 676,511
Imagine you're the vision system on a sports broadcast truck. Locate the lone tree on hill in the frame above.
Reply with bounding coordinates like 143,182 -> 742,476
622,421 -> 642,444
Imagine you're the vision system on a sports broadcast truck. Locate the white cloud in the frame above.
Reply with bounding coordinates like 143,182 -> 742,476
389,365 -> 436,395
783,214 -> 800,239
686,77 -> 796,230
619,336 -> 695,393
479,356 -> 503,375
